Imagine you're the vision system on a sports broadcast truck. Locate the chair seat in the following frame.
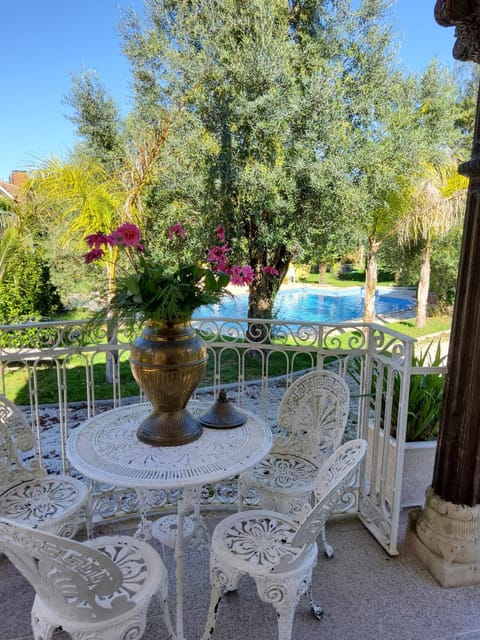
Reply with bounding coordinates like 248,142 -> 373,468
241,453 -> 319,493
212,509 -> 317,576
0,396 -> 88,541
83,536 -> 166,613
0,476 -> 88,531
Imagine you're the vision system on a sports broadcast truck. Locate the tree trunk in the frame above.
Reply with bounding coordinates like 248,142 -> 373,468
247,268 -> 277,343
416,237 -> 431,329
318,262 -> 328,284
364,240 -> 380,323
248,265 -> 284,319
246,247 -> 289,343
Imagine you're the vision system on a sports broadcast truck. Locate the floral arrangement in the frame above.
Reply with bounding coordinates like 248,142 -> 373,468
84,221 -> 277,324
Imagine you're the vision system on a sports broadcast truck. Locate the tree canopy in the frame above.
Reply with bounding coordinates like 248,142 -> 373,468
18,0 -> 476,325
118,0 -> 425,318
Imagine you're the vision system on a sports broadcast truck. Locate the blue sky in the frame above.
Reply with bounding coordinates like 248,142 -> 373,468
0,1 -> 461,182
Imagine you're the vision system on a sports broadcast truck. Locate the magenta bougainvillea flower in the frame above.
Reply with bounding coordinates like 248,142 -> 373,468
229,264 -> 255,286
206,244 -> 231,266
84,247 -> 105,263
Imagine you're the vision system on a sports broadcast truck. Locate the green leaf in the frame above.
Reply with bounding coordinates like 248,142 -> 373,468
125,274 -> 141,295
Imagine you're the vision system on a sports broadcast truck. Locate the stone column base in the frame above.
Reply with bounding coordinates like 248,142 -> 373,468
406,487 -> 480,587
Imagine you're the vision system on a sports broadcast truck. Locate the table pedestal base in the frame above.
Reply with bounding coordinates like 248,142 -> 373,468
152,514 -> 196,548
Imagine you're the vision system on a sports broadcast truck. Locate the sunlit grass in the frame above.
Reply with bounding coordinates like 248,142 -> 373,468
4,347 -> 317,406
302,271 -> 397,288
386,316 -> 451,337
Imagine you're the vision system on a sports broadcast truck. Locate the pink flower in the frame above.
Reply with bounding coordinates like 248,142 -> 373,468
229,264 -> 254,286
84,248 -> 105,263
241,265 -> 255,284
216,261 -> 230,274
168,222 -> 186,240
84,232 -> 111,249
111,223 -> 144,250
207,244 -> 231,265
262,266 -> 279,276
216,225 -> 225,241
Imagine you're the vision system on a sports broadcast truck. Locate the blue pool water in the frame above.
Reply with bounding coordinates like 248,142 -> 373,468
193,286 -> 414,324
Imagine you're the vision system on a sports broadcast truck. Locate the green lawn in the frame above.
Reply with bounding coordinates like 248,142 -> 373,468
386,316 -> 451,337
3,346 -> 317,405
303,270 -> 397,288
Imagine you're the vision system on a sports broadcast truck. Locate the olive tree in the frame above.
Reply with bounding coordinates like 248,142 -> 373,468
121,0 -> 401,319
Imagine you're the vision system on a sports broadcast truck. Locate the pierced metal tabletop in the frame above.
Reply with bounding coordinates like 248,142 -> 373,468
67,401 -> 273,490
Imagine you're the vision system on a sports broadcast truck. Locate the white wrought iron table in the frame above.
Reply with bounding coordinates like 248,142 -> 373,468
66,401 -> 272,640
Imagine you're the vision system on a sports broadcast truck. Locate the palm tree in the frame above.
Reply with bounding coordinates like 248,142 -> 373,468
361,179 -> 414,323
26,121 -> 174,299
399,160 -> 467,328
26,157 -> 127,300
25,157 -> 130,381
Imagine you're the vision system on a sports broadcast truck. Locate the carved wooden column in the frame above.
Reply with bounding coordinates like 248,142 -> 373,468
408,0 -> 480,586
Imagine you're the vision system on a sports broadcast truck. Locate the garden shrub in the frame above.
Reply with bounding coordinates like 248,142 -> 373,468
0,247 -> 64,323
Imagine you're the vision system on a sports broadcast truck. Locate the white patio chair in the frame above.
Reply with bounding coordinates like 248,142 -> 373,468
0,517 -> 175,640
202,439 -> 367,640
0,395 -> 88,537
238,369 -> 350,556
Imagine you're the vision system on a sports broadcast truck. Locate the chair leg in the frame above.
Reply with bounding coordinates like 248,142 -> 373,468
275,606 -> 297,640
255,575 -> 306,640
202,562 -> 243,638
31,605 -> 55,640
237,477 -> 245,511
70,618 -> 147,640
155,586 -> 176,640
307,580 -> 324,620
200,584 -> 223,640
321,523 -> 334,558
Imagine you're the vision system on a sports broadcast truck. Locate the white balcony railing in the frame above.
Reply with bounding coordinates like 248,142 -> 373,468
0,317 -> 446,555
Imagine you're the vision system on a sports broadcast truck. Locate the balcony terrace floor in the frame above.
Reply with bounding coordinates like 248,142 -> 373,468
1,509 -> 479,640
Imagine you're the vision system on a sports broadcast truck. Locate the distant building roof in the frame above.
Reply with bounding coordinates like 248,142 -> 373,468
0,181 -> 19,200
0,171 -> 27,203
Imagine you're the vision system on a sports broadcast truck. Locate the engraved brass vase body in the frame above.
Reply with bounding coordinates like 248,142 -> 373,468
129,319 -> 208,446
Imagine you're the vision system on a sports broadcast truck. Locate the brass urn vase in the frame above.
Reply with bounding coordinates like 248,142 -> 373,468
129,319 -> 208,446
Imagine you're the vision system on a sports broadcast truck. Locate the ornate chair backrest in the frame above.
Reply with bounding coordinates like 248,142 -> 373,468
0,395 -> 45,494
275,370 -> 350,463
0,518 -> 130,622
273,439 -> 367,573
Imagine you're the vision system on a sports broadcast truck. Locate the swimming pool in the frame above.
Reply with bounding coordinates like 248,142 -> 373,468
193,286 -> 415,324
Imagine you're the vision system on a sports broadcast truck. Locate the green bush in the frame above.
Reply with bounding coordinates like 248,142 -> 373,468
337,268 -> 395,283
0,248 -> 64,323
429,227 -> 462,308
